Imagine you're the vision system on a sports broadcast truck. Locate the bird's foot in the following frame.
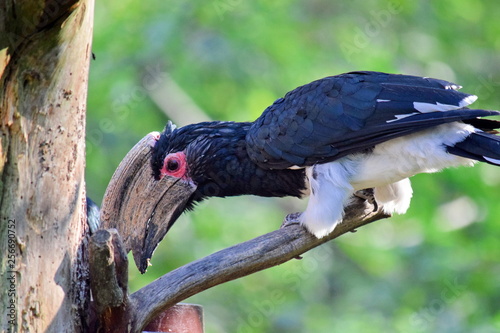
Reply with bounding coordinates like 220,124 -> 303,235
354,188 -> 378,212
281,212 -> 303,229
281,212 -> 304,259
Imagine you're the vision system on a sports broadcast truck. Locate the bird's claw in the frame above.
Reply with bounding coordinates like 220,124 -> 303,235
281,212 -> 304,259
281,212 -> 302,229
354,188 -> 378,212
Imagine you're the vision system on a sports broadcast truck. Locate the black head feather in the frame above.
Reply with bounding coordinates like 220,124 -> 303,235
151,120 -> 307,203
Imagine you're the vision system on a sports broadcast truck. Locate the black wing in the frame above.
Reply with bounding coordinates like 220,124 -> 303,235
246,71 -> 499,169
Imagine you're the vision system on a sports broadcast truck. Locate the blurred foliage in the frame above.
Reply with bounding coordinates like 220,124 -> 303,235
87,0 -> 500,332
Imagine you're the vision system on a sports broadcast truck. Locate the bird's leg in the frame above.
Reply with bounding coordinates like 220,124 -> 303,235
281,212 -> 303,228
296,163 -> 355,239
373,178 -> 413,215
354,188 -> 378,212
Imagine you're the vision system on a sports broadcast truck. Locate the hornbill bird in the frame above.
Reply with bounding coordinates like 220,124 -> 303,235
137,71 -> 500,271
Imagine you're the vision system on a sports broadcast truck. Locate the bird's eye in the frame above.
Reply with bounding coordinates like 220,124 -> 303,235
166,158 -> 180,172
160,152 -> 187,179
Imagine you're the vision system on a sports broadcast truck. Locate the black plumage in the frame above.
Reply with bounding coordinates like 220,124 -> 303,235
152,121 -> 307,210
149,71 -> 500,240
246,71 -> 498,169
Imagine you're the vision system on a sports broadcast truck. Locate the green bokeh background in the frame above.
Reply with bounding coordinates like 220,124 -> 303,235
87,1 -> 500,332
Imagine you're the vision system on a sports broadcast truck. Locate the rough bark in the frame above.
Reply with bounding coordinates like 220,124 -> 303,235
0,1 -> 94,331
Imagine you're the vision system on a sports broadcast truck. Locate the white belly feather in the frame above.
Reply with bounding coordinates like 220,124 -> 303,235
300,122 -> 477,238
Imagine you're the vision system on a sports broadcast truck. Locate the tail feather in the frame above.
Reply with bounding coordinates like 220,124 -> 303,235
447,132 -> 500,166
463,117 -> 500,133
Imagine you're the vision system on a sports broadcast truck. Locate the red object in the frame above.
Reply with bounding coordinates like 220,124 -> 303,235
143,303 -> 204,333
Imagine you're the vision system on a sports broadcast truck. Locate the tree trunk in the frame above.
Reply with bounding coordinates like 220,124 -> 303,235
0,1 -> 94,331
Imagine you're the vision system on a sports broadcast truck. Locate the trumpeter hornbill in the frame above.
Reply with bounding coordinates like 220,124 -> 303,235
143,71 -> 500,268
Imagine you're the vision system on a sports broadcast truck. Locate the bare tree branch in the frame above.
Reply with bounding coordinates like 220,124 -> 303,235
128,197 -> 388,332
145,70 -> 211,126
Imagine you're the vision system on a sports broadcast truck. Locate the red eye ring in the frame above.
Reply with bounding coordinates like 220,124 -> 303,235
160,152 -> 187,179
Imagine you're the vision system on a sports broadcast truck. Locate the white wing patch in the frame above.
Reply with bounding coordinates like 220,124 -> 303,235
484,156 -> 500,165
413,101 -> 461,113
386,112 -> 419,123
413,95 -> 477,113
288,165 -> 305,170
386,95 -> 478,123
377,99 -> 421,124
460,95 -> 478,106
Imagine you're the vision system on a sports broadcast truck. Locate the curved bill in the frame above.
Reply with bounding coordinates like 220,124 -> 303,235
100,132 -> 196,273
